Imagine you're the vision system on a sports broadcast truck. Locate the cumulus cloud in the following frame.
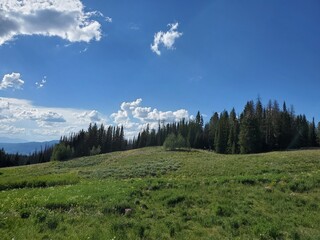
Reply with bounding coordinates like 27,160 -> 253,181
77,110 -> 104,123
0,97 -> 107,141
110,98 -> 189,139
0,0 -> 107,45
151,22 -> 183,55
0,72 -> 24,90
121,98 -> 142,112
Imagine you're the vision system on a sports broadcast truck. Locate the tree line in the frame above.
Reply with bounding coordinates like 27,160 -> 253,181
52,124 -> 127,161
0,146 -> 53,168
134,99 -> 320,154
0,124 -> 127,166
1,99 -> 320,167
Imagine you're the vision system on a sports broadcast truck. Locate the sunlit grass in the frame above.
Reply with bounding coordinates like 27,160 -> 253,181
1,147 -> 320,239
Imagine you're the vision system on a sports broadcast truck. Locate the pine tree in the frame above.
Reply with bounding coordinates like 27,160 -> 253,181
239,101 -> 259,154
317,122 -> 320,146
255,99 -> 263,152
208,112 -> 219,151
308,118 -> 317,147
279,102 -> 293,149
215,111 -> 229,153
227,108 -> 239,154
272,100 -> 281,150
203,123 -> 210,149
187,121 -> 197,148
265,100 -> 275,150
194,111 -> 204,148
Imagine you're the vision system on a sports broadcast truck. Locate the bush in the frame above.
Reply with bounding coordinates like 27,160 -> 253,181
163,133 -> 189,151
90,145 -> 101,156
51,143 -> 73,161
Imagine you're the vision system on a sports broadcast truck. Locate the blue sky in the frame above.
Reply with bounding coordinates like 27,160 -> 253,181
0,0 -> 319,142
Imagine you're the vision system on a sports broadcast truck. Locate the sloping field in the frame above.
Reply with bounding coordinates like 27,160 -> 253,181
0,147 -> 320,239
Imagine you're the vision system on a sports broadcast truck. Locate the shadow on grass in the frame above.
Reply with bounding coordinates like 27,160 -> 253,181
164,148 -> 192,152
0,173 -> 79,191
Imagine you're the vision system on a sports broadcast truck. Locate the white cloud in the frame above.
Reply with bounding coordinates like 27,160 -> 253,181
35,76 -> 47,89
133,107 -> 152,120
76,110 -> 105,123
39,111 -> 66,123
111,110 -> 129,125
151,22 -> 183,56
0,72 -> 24,90
120,98 -> 142,111
0,124 -> 25,134
0,97 -> 107,141
0,0 -> 106,45
87,10 -> 112,23
110,98 -> 189,139
105,16 -> 112,23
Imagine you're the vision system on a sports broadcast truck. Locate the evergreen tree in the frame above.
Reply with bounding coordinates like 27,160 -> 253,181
294,115 -> 309,148
308,118 -> 317,147
317,122 -> 320,146
265,100 -> 275,150
254,99 -> 263,152
272,100 -> 281,150
239,101 -> 260,154
187,121 -> 197,148
278,102 -> 293,149
208,112 -> 219,151
227,108 -> 239,154
194,111 -> 204,148
203,123 -> 210,149
215,111 -> 229,153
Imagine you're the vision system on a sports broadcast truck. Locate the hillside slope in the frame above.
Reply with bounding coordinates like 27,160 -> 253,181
0,147 -> 320,239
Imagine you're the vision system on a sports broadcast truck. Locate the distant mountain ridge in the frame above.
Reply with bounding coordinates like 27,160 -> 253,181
0,140 -> 59,155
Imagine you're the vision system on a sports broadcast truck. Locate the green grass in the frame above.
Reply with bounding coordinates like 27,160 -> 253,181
1,147 -> 320,239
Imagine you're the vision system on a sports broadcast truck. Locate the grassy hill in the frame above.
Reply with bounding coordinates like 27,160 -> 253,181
0,147 -> 320,239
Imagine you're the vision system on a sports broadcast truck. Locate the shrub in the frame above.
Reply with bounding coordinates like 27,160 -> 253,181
163,133 -> 189,151
90,145 -> 101,156
51,143 -> 73,161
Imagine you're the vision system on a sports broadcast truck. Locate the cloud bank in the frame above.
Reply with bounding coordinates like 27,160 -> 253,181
0,0 -> 106,45
151,22 -> 183,55
0,97 -> 107,141
0,97 -> 189,142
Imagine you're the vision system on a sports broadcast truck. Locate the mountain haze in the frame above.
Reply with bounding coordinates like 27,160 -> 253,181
0,140 -> 58,155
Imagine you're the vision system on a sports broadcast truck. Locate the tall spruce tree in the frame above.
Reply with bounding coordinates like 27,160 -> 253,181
255,99 -> 263,152
308,118 -> 317,147
279,102 -> 293,149
215,111 -> 229,153
239,101 -> 260,154
208,112 -> 219,151
317,122 -> 320,146
227,108 -> 239,154
265,100 -> 275,150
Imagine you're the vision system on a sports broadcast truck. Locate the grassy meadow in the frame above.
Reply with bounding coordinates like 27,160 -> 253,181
0,147 -> 320,239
